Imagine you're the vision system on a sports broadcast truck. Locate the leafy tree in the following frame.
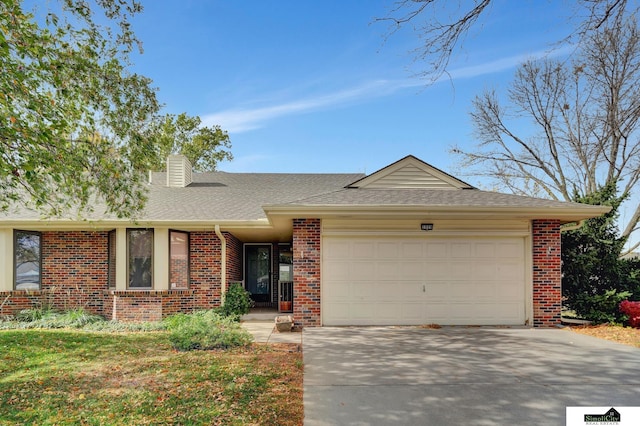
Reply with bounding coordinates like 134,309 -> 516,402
145,113 -> 233,172
378,0 -> 638,83
453,11 -> 640,252
1,0 -> 160,218
561,184 -> 637,322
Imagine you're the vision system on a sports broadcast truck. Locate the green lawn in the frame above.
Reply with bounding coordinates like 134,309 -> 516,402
0,330 -> 303,425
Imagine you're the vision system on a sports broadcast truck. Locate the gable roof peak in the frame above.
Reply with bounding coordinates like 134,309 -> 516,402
346,155 -> 475,190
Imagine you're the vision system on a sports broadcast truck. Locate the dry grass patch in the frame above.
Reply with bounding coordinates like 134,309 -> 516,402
567,324 -> 640,349
0,330 -> 302,425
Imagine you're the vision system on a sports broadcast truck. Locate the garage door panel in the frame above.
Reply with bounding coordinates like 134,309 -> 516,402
401,242 -> 424,258
351,262 -> 378,280
451,242 -> 472,258
496,242 -> 523,258
448,282 -> 476,299
324,239 -> 350,259
323,236 -> 526,326
424,261 -> 448,279
352,242 -> 375,258
323,261 -> 350,281
425,242 -> 447,258
378,242 -> 400,258
377,303 -> 404,320
323,303 -> 351,323
477,303 -> 523,323
495,282 -> 525,299
351,303 -> 376,319
424,282 -> 448,300
400,261 -> 424,279
350,281 -> 373,299
424,303 -> 449,320
447,303 -> 477,320
323,281 -> 349,300
378,262 -> 399,279
449,261 -> 474,279
400,303 -> 424,322
474,262 -> 496,279
496,262 -> 522,280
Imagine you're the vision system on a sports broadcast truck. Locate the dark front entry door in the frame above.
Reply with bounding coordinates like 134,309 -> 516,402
245,245 -> 272,304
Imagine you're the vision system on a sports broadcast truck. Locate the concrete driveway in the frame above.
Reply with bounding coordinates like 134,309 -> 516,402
303,327 -> 640,426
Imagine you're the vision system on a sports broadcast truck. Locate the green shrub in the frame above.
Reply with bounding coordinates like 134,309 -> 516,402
572,289 -> 632,324
10,308 -> 104,329
54,308 -> 105,327
2,309 -> 168,332
220,283 -> 253,319
562,184 -> 640,323
16,306 -> 58,322
164,310 -> 253,351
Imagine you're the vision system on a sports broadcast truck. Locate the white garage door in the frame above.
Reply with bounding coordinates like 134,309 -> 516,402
322,236 -> 526,326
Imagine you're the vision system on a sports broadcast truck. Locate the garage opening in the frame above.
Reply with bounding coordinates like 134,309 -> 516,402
322,236 -> 526,326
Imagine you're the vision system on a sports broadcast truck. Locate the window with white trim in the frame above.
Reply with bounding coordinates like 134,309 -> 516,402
127,229 -> 153,288
170,230 -> 189,289
14,230 -> 41,290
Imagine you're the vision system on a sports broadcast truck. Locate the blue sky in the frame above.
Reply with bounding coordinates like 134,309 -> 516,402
128,1 -> 574,177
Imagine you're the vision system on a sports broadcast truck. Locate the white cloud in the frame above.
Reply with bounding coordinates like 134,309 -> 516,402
201,79 -> 397,133
203,47 -> 573,134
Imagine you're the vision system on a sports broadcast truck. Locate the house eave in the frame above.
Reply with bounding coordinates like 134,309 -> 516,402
0,218 -> 273,231
263,204 -> 611,223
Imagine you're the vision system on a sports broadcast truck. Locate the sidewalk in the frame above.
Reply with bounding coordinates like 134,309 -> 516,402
241,321 -> 303,344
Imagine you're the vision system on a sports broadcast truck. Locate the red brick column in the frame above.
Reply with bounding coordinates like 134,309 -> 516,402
190,231 -> 223,310
532,220 -> 562,327
293,219 -> 321,327
224,232 -> 243,284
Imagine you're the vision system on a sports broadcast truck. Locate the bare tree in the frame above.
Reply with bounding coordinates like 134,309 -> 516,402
453,11 -> 640,251
378,0 -> 637,82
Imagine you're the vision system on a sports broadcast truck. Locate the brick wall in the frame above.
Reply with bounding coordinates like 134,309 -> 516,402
293,219 -> 321,326
0,229 -> 235,322
110,290 -> 195,321
169,256 -> 189,289
224,232 -> 243,284
1,231 -> 109,318
532,220 -> 562,327
0,291 -> 43,318
41,231 -> 109,315
189,231 -> 222,310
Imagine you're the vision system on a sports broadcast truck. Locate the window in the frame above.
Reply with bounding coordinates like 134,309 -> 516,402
127,229 -> 153,288
108,230 -> 116,289
170,231 -> 189,289
14,230 -> 41,290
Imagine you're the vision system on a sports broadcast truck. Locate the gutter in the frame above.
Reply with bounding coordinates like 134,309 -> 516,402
214,225 -> 227,304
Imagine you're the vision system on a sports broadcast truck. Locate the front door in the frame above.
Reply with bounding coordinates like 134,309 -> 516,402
245,244 -> 272,305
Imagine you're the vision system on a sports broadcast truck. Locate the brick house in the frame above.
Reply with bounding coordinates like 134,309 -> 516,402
0,155 -> 609,327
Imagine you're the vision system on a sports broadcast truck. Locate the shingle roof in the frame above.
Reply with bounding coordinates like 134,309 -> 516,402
0,167 -> 608,223
143,172 -> 364,221
273,187 -> 596,210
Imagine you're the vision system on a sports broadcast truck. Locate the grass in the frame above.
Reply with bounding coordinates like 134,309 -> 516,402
0,330 -> 303,425
567,324 -> 640,349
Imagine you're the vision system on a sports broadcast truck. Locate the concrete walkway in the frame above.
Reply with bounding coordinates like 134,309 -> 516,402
241,320 -> 302,344
303,326 -> 640,426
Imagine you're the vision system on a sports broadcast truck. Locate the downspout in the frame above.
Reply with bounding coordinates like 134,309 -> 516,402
214,225 -> 227,305
561,219 -> 586,232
